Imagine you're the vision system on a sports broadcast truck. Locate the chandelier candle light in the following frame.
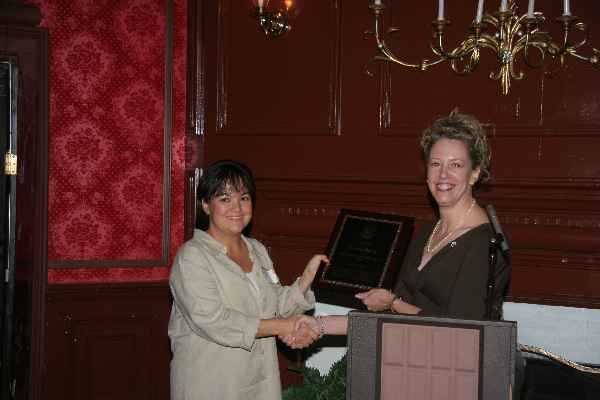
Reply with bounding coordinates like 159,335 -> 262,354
367,0 -> 599,95
253,0 -> 294,38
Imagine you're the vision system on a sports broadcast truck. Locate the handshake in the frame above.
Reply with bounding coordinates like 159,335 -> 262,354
278,315 -> 323,349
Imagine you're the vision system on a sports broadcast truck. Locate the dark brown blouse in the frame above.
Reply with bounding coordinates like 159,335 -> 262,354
393,222 -> 509,320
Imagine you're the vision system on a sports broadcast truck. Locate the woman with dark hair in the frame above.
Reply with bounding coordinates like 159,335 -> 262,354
168,160 -> 326,400
304,111 -> 509,337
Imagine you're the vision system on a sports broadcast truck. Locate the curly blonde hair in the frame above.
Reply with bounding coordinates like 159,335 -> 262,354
420,111 -> 491,183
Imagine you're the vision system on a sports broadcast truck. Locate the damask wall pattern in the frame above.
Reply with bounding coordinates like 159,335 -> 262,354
24,0 -> 186,282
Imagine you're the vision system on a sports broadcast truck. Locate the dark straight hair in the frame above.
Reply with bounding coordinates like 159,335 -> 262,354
195,160 -> 256,231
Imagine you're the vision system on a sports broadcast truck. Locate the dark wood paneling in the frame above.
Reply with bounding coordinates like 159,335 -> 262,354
46,283 -> 171,400
0,2 -> 41,26
191,0 -> 600,317
213,0 -> 342,136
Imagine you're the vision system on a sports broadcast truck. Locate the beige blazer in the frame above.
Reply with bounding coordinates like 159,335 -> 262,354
168,230 -> 315,400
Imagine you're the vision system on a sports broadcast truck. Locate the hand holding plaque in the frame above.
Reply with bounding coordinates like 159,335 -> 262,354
298,254 -> 330,293
355,288 -> 396,311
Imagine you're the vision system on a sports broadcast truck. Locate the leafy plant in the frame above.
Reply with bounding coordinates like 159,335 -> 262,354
282,355 -> 347,400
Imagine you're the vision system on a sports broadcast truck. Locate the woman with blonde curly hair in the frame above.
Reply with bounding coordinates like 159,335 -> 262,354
357,111 -> 503,318
312,112 -> 509,336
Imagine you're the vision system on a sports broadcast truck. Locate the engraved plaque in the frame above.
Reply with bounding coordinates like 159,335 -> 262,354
314,209 -> 414,309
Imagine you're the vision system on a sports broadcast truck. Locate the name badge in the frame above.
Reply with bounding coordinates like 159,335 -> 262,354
265,269 -> 280,284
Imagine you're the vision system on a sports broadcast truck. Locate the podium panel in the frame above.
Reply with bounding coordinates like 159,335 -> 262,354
347,311 -> 517,400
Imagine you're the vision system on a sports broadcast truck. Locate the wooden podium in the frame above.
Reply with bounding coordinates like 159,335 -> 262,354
346,311 -> 518,400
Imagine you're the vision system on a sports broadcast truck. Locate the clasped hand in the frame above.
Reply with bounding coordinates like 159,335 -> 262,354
279,315 -> 320,349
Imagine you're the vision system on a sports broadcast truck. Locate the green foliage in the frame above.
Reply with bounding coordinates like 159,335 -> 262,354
282,355 -> 347,400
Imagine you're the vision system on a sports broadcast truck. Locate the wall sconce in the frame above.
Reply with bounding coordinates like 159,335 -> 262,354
253,0 -> 295,38
367,0 -> 599,95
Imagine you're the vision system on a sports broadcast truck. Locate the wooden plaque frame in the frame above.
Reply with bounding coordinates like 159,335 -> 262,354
314,209 -> 414,309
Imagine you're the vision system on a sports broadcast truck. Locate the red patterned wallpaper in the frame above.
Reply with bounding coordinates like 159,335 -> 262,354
25,0 -> 186,283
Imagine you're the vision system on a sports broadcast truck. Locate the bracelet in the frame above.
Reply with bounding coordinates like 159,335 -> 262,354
389,295 -> 401,313
316,316 -> 326,338
388,293 -> 397,311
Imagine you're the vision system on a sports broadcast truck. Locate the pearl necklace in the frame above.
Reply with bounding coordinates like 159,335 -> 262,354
426,199 -> 476,254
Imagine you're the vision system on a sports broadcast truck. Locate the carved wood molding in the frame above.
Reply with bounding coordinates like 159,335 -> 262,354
184,169 -> 197,240
493,125 -> 600,138
254,174 -> 600,191
255,234 -> 325,251
257,206 -> 600,249
47,282 -> 170,315
514,251 -> 600,272
490,177 -> 600,190
256,178 -> 600,224
267,204 -> 600,227
500,212 -> 600,229
187,0 -> 206,137
377,123 -> 600,138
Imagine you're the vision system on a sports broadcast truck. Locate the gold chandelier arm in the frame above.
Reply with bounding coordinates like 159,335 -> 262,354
520,33 -> 549,68
507,39 -> 528,80
430,20 -> 481,61
567,48 -> 600,67
587,48 -> 600,68
481,13 -> 500,29
449,49 -> 479,75
490,35 -> 525,95
477,33 -> 501,53
550,17 -> 589,59
508,55 -> 525,81
545,17 -> 599,69
446,33 -> 500,75
507,13 -> 532,46
373,44 -> 444,70
488,63 -> 523,96
369,5 -> 445,71
561,22 -> 600,68
430,30 -> 454,59
566,20 -> 589,52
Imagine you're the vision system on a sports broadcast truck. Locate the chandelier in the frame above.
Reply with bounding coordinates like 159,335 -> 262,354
367,0 -> 600,95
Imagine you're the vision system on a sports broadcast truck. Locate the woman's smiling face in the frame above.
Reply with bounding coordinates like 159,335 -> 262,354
202,183 -> 253,238
426,138 -> 480,209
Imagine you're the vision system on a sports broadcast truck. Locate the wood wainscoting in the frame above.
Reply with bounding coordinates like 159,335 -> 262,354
46,282 -> 304,399
46,283 -> 171,400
